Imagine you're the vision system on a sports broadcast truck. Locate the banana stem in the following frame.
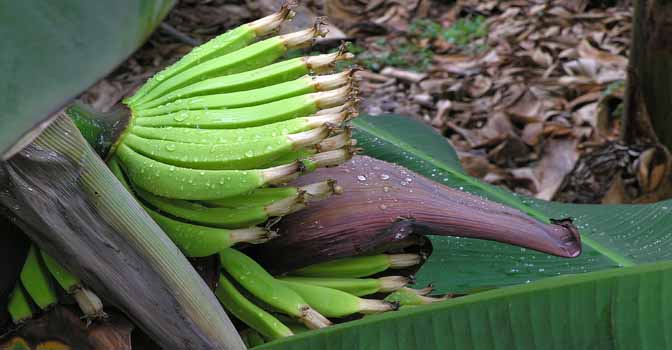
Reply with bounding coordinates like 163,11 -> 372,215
72,287 -> 106,319
304,148 -> 354,169
301,180 -> 342,201
378,276 -> 411,293
410,285 -> 434,296
266,194 -> 305,216
306,111 -> 350,128
358,299 -> 398,314
264,162 -> 301,184
279,21 -> 327,48
304,50 -> 354,73
316,129 -> 352,152
311,85 -> 353,109
313,70 -> 356,91
248,2 -> 296,35
299,306 -> 332,329
288,126 -> 330,148
388,253 -> 423,268
314,102 -> 355,116
229,227 -> 278,245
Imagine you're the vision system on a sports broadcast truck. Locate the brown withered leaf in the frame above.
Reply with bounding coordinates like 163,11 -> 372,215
535,138 -> 580,200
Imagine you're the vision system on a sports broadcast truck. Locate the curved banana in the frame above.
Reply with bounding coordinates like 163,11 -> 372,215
279,280 -> 397,317
137,70 -> 354,116
289,254 -> 423,278
19,245 -> 57,310
135,51 -> 353,109
264,128 -> 354,166
201,180 -> 340,208
114,144 -> 300,200
219,248 -> 331,329
110,158 -> 275,256
134,24 -> 327,106
122,126 -> 330,170
127,4 -> 294,106
40,251 -> 105,319
147,208 -> 275,257
133,86 -> 353,129
278,276 -> 409,297
7,284 -> 33,324
201,186 -> 300,208
215,274 -> 293,340
134,185 -> 304,229
129,112 -> 348,145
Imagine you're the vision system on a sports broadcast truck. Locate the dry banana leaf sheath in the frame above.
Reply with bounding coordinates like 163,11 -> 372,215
251,156 -> 581,273
0,115 -> 244,350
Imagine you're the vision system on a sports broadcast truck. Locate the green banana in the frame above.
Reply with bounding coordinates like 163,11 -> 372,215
40,251 -> 105,319
202,180 -> 341,208
261,131 -> 354,168
110,158 -> 275,256
215,274 -> 293,340
129,111 -> 349,145
114,143 -> 300,200
136,70 -> 354,116
134,185 -> 304,229
315,101 -> 356,116
126,4 -> 294,106
121,126 -> 331,170
133,86 -> 353,129
19,246 -> 57,310
279,280 -> 397,317
147,208 -> 275,257
298,148 -> 355,173
115,141 -> 353,200
201,186 -> 299,208
289,254 -> 423,278
219,248 -> 331,329
133,24 -> 327,107
134,179 -> 343,229
7,284 -> 33,324
278,276 -> 409,297
384,287 -> 449,306
134,51 -> 353,110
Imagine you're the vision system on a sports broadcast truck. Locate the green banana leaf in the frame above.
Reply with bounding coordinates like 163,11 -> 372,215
352,115 -> 672,293
256,114 -> 672,349
259,261 -> 672,350
0,0 -> 175,159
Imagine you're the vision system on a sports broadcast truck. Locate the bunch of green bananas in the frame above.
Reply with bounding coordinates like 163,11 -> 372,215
107,5 -> 358,259
7,245 -> 104,324
214,248 -> 454,347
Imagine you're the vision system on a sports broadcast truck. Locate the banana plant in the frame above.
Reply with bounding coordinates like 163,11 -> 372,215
249,115 -> 672,349
3,0 -> 669,348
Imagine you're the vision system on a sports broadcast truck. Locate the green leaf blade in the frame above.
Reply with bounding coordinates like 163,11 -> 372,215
0,0 -> 175,158
258,262 -> 672,350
